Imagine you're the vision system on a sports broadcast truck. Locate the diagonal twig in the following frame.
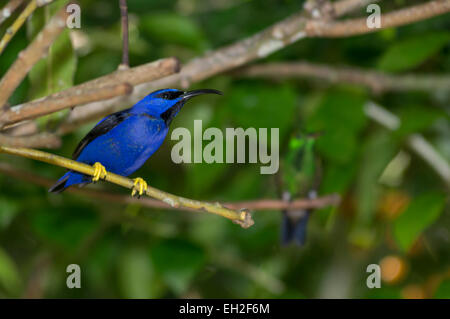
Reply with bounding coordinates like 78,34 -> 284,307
1,83 -> 133,129
305,0 -> 450,37
0,0 -> 24,26
0,0 -> 56,54
0,132 -> 60,148
0,57 -> 179,129
0,2 -> 69,108
0,145 -> 255,228
365,101 -> 450,185
332,0 -> 382,17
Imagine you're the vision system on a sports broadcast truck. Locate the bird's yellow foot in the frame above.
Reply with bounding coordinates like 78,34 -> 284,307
92,162 -> 107,182
132,177 -> 148,198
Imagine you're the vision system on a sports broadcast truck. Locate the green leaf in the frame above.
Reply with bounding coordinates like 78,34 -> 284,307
140,13 -> 207,50
306,89 -> 367,163
397,105 -> 446,136
378,32 -> 450,72
393,192 -> 446,251
321,162 -> 357,194
223,83 -> 298,140
150,239 -> 205,294
356,131 -> 397,223
0,247 -> 22,295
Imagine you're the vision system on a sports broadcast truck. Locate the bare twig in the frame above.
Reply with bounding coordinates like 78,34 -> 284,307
0,0 -> 56,54
365,101 -> 450,185
0,132 -> 60,148
1,83 -> 133,128
408,134 -> 450,185
236,62 -> 450,94
0,57 -> 179,129
119,0 -> 129,69
333,0 -> 382,17
0,2 -> 69,108
0,146 -> 254,228
0,0 -> 38,54
0,0 -> 24,26
0,162 -> 340,212
306,0 -> 450,37
224,195 -> 340,211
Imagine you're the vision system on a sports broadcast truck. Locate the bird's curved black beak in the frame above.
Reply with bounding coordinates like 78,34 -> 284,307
181,89 -> 223,100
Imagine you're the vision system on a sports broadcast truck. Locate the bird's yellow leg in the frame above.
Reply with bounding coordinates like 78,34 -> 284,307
92,162 -> 107,182
132,177 -> 148,197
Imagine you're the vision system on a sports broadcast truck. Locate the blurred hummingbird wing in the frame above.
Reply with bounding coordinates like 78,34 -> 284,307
72,108 -> 133,160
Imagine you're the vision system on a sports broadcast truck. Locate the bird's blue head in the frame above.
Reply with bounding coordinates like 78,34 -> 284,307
133,88 -> 222,125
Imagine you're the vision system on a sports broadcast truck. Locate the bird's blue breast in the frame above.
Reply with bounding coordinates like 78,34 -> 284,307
76,114 -> 168,176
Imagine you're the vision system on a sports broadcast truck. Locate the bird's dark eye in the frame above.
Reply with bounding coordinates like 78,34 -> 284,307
155,90 -> 184,100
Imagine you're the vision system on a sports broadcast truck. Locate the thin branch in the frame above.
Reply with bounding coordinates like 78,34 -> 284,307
0,132 -> 60,148
407,134 -> 450,186
332,0 -> 382,17
224,195 -> 340,211
1,83 -> 133,128
0,2 -> 69,108
0,0 -> 56,54
0,57 -> 179,129
304,0 -> 380,20
235,62 -> 450,94
306,0 -> 450,37
365,101 -> 450,185
0,0 -> 38,54
0,146 -> 254,228
119,0 -> 129,69
0,0 -> 24,26
0,162 -> 340,212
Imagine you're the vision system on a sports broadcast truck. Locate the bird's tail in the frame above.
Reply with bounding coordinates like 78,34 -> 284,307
48,171 -> 89,193
281,210 -> 310,246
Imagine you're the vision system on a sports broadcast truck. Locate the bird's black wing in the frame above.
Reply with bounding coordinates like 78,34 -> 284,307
72,108 -> 133,159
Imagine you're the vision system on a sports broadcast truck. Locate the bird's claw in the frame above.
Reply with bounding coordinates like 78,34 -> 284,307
132,177 -> 148,198
92,162 -> 107,182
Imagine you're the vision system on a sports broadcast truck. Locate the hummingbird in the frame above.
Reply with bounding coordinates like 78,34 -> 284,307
280,134 -> 319,246
49,88 -> 222,196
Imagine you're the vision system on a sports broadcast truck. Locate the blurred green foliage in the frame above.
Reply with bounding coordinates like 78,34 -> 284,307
0,0 -> 449,299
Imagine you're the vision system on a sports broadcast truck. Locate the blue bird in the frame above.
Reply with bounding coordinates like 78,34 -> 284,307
49,88 -> 222,196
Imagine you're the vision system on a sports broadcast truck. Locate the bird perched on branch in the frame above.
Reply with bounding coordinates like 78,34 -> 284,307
280,134 -> 320,246
49,88 -> 222,196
